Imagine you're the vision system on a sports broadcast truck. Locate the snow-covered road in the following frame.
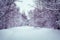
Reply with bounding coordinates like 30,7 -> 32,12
0,26 -> 60,40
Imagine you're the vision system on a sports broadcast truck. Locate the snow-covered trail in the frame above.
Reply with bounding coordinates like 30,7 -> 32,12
0,26 -> 60,40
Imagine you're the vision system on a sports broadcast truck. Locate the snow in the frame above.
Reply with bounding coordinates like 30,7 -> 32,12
15,0 -> 35,13
0,26 -> 60,40
14,0 -> 35,19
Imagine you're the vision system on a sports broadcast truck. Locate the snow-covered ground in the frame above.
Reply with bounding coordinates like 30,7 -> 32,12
0,26 -> 60,40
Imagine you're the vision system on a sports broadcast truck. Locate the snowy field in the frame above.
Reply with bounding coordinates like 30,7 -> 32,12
0,26 -> 60,40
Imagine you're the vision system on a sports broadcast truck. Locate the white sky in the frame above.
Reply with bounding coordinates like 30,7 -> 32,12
15,0 -> 35,19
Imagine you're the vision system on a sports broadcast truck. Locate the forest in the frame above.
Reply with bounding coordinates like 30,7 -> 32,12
0,0 -> 60,29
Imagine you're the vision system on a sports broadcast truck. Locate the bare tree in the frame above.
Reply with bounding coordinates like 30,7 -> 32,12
28,0 -> 60,29
0,0 -> 28,29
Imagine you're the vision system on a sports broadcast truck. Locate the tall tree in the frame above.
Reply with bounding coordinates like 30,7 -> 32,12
29,0 -> 60,29
0,0 -> 28,29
